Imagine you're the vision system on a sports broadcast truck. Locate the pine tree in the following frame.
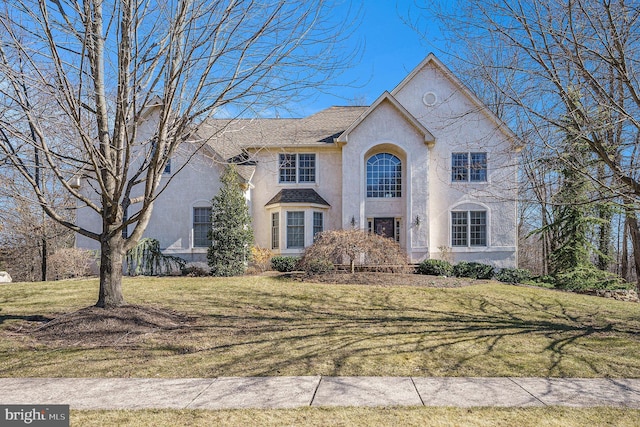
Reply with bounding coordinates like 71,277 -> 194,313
207,165 -> 254,276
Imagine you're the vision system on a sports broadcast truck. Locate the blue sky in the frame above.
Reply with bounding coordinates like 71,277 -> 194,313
302,1 -> 443,114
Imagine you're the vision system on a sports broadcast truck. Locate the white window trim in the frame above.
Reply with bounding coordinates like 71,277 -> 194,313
450,209 -> 489,249
451,152 -> 488,183
268,204 -> 329,254
365,152 -> 403,198
191,203 -> 212,249
278,153 -> 318,184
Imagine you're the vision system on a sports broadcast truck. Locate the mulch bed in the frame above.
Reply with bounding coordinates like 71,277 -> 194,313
13,305 -> 195,347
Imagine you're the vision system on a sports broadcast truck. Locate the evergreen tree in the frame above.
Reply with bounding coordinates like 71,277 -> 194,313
548,160 -> 592,274
207,165 -> 254,276
546,92 -> 602,276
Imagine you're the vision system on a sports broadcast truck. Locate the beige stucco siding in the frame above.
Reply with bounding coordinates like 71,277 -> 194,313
249,146 -> 342,254
341,99 -> 430,259
392,61 -> 518,266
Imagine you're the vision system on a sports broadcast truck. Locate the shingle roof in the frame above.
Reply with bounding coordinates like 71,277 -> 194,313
195,106 -> 368,161
265,188 -> 331,207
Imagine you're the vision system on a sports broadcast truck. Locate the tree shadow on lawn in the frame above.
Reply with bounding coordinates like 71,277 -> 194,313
0,314 -> 52,326
2,284 -> 639,378
164,289 -> 639,378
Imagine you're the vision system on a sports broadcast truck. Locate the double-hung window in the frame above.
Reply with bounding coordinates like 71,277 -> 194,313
313,212 -> 323,239
286,211 -> 305,248
271,212 -> 280,249
452,152 -> 487,182
279,153 -> 316,183
451,211 -> 487,247
193,207 -> 212,247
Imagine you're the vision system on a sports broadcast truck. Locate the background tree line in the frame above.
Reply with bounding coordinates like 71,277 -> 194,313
414,0 -> 640,291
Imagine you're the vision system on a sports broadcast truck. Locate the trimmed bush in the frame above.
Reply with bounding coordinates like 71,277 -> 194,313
417,259 -> 453,276
453,261 -> 494,280
303,258 -> 335,275
495,267 -> 532,284
271,256 -> 299,272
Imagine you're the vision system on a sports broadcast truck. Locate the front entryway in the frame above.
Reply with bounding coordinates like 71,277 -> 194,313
374,217 -> 395,239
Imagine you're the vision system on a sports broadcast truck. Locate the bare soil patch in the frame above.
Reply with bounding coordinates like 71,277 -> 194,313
24,305 -> 195,347
288,271 -> 485,288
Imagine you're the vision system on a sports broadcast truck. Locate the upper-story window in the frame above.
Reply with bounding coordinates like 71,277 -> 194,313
452,152 -> 487,182
279,153 -> 316,183
367,153 -> 402,198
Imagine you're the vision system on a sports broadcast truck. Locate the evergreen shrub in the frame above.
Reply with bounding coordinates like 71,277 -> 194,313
555,265 -> 626,290
495,268 -> 532,284
271,256 -> 300,272
453,261 -> 494,279
417,259 -> 453,276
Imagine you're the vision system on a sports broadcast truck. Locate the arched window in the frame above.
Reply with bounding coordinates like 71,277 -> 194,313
366,153 -> 402,198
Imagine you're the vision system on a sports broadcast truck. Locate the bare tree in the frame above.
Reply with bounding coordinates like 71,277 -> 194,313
414,0 -> 640,290
0,0 -> 354,307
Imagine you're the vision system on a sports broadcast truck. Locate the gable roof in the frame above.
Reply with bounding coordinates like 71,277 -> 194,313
335,92 -> 435,146
265,188 -> 330,207
391,53 -> 519,144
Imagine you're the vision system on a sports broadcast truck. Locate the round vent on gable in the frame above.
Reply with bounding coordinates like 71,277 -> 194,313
422,91 -> 437,106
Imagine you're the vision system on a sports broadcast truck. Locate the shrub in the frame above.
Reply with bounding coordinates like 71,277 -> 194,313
47,248 -> 96,280
181,262 -> 211,277
303,258 -> 335,275
495,268 -> 532,284
271,256 -> 300,272
417,259 -> 453,276
299,229 -> 410,274
250,246 -> 273,273
554,265 -> 626,291
126,238 -> 185,276
453,261 -> 494,279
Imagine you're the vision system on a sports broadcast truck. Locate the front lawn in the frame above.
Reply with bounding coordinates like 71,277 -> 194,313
70,407 -> 640,427
0,275 -> 639,378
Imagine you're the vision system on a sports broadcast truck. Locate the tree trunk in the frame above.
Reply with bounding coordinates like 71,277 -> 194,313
624,209 -> 640,293
96,232 -> 126,308
596,204 -> 612,271
41,236 -> 47,281
621,216 -> 629,281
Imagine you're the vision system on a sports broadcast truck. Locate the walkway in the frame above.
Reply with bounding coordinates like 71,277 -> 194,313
1,377 -> 639,410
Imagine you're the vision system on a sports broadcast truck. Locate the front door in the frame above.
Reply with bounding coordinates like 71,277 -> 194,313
374,217 -> 395,239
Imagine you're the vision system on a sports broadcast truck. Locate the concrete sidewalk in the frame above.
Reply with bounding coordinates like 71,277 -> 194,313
1,377 -> 639,410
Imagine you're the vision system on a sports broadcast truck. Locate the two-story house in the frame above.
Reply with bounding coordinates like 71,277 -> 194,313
76,54 -> 520,268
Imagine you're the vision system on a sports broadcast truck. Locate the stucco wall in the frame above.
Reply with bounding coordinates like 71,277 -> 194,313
75,140 -> 224,264
393,61 -> 518,267
341,100 -> 430,260
249,146 -> 342,255
145,144 -> 223,262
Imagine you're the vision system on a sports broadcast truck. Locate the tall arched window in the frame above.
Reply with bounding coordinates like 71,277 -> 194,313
366,153 -> 402,198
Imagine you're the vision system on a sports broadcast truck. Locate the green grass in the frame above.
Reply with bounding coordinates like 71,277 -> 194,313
1,275 -> 639,378
68,407 -> 640,427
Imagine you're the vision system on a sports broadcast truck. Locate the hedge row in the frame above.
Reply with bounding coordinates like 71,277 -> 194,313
417,259 -> 532,283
